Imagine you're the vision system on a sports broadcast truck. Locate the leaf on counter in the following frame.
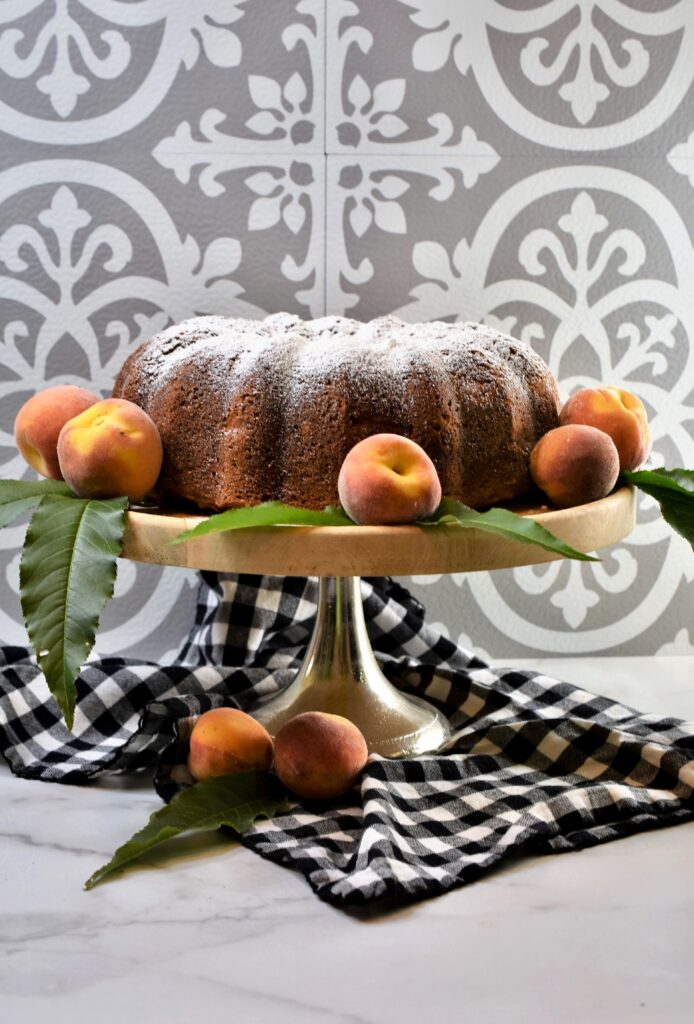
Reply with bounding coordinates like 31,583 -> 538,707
623,468 -> 694,548
84,771 -> 288,890
171,500 -> 354,543
417,498 -> 599,562
0,478 -> 73,528
19,494 -> 127,729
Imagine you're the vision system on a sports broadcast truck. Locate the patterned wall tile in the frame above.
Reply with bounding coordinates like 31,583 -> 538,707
0,153 -> 323,653
0,157 -> 223,652
326,154 -> 503,315
0,0 -> 328,658
149,153 -> 326,318
2,0 -> 694,658
150,0 -> 326,177
326,0 -> 499,157
327,0 -> 694,156
668,130 -> 694,188
327,152 -> 694,653
403,544 -> 694,658
0,1 -> 325,152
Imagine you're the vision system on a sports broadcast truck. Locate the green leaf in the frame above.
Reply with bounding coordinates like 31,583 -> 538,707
172,500 -> 354,543
19,494 -> 127,729
84,772 -> 287,890
418,498 -> 598,562
623,468 -> 694,547
171,495 -> 595,561
0,478 -> 73,528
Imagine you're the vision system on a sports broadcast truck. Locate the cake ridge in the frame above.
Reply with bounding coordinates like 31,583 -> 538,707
113,313 -> 560,511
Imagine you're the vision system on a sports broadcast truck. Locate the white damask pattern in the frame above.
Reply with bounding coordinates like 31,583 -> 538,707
151,1 -> 324,316
1,0 -> 693,656
396,166 -> 694,651
0,160 -> 261,648
0,0 -> 246,142
0,161 -> 258,409
402,0 -> 694,149
327,157 -> 458,311
153,149 -> 325,317
668,131 -> 694,187
153,0 -> 323,166
518,2 -> 649,125
0,0 -> 131,117
327,0 -> 501,158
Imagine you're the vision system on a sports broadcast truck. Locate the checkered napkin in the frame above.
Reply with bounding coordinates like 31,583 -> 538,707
2,573 -> 694,907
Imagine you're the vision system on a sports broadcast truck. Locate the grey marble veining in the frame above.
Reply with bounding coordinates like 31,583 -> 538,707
2,656 -> 694,1023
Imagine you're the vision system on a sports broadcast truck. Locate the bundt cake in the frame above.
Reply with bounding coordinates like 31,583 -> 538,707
112,313 -> 560,512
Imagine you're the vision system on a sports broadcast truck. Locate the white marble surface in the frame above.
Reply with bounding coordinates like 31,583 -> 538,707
2,656 -> 694,1024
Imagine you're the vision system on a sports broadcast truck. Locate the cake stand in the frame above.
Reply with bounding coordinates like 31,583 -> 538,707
122,487 -> 635,758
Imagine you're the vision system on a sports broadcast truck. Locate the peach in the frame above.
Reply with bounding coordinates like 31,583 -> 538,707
273,711 -> 368,800
530,424 -> 620,509
337,433 -> 442,525
559,386 -> 651,472
57,398 -> 163,501
187,707 -> 274,782
14,385 -> 99,480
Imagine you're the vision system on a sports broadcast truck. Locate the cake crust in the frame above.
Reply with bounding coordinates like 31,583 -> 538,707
113,313 -> 560,511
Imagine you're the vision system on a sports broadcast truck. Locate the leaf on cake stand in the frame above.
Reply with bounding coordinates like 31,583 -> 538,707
171,501 -> 354,543
84,771 -> 288,890
170,496 -> 598,561
418,499 -> 599,562
623,468 -> 694,548
19,494 -> 127,729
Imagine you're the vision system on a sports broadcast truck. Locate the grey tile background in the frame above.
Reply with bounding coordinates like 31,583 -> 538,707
1,0 -> 693,659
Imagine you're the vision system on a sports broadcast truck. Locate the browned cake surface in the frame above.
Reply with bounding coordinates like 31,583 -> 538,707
113,313 -> 560,511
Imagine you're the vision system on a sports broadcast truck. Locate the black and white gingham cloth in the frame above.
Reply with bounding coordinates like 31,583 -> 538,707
1,572 -> 694,907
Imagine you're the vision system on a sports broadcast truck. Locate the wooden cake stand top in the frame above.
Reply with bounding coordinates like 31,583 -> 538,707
121,486 -> 636,577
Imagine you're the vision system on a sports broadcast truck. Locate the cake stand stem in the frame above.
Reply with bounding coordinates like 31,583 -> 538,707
252,576 -> 451,758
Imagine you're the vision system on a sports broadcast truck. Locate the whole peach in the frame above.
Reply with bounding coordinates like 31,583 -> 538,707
338,433 -> 442,525
14,385 -> 99,480
57,398 -> 163,501
187,707 -> 274,782
559,386 -> 651,472
530,424 -> 620,509
273,712 -> 368,800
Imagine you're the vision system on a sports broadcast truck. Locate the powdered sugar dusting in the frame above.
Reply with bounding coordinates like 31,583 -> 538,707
114,312 -> 560,512
125,312 -> 550,415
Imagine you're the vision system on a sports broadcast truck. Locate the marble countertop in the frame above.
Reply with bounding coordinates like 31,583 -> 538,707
2,656 -> 694,1024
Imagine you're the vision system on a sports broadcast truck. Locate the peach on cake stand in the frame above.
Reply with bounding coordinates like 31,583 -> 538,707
121,487 -> 635,759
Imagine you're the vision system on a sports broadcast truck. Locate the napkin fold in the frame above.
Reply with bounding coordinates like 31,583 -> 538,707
1,572 -> 693,907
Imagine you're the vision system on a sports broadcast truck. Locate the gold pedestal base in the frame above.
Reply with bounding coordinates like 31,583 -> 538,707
252,576 -> 451,758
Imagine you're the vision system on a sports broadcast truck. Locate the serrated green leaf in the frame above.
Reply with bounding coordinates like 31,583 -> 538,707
623,468 -> 694,547
19,494 -> 127,728
0,478 -> 73,528
172,501 -> 354,543
419,498 -> 598,561
84,772 -> 287,890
